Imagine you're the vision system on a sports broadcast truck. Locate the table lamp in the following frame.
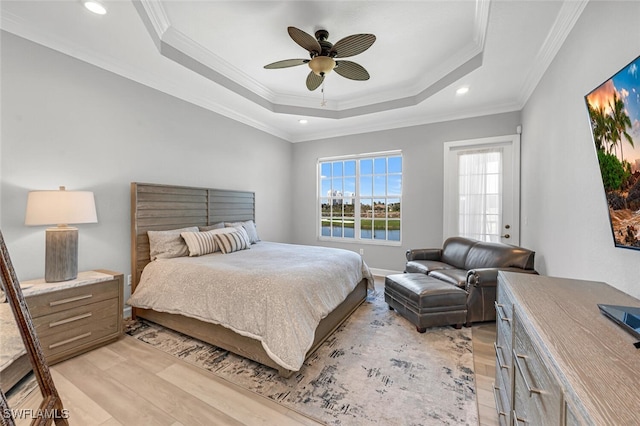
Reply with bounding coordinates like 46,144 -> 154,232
25,186 -> 97,282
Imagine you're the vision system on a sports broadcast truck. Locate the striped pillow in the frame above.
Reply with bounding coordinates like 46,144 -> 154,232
213,229 -> 250,254
181,228 -> 241,256
181,230 -> 220,256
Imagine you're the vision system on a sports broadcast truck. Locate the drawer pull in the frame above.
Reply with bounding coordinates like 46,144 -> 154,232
513,349 -> 542,396
49,312 -> 92,328
512,410 -> 526,425
492,382 -> 507,417
494,342 -> 509,370
49,332 -> 92,349
495,301 -> 512,322
50,294 -> 93,307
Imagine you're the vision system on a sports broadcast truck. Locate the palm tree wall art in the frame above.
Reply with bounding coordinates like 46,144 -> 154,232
586,54 -> 640,250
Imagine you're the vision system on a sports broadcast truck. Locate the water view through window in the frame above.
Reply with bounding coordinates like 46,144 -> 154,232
319,153 -> 402,243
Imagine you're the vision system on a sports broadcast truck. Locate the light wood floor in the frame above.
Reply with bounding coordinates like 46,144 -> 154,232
10,336 -> 322,426
9,281 -> 500,425
10,325 -> 499,426
472,322 -> 500,426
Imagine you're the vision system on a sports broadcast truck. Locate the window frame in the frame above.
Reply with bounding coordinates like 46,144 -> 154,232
317,150 -> 402,246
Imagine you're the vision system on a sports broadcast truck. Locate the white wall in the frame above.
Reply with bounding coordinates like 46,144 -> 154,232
521,0 -> 640,297
0,33 -> 293,303
291,112 -> 522,273
4,0 -> 639,302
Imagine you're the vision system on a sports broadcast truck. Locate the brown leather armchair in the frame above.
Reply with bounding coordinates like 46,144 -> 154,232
405,237 -> 537,323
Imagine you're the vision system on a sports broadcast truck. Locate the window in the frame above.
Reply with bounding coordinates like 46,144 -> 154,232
319,152 -> 402,243
457,149 -> 502,242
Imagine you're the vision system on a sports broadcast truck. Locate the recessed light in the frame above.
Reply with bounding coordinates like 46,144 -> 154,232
298,119 -> 308,124
456,87 -> 469,95
83,0 -> 107,15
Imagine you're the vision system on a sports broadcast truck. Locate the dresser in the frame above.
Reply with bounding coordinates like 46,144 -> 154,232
21,270 -> 124,364
494,272 -> 640,425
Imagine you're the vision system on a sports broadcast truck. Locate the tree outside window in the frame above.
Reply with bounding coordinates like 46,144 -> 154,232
319,153 -> 402,243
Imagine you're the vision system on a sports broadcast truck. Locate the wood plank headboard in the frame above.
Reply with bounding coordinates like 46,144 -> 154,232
130,182 -> 255,292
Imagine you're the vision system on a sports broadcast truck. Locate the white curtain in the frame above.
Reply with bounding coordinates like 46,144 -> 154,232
457,149 -> 502,242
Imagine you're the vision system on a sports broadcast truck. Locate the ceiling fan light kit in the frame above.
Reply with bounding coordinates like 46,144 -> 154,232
264,26 -> 376,91
309,56 -> 336,76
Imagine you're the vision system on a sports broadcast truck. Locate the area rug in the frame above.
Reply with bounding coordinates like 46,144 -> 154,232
126,288 -> 478,425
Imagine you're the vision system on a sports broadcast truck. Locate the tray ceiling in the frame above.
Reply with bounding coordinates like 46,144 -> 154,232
0,0 -> 587,142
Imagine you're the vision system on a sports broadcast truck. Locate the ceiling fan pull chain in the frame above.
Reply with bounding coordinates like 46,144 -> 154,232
321,82 -> 327,107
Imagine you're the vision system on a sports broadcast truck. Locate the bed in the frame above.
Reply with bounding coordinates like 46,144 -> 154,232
129,182 -> 372,377
0,302 -> 31,392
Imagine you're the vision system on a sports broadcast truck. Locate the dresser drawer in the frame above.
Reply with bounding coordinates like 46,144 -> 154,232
493,363 -> 511,426
27,279 -> 119,317
495,283 -> 514,337
512,310 -> 563,425
495,321 -> 512,389
31,298 -> 119,338
495,283 -> 514,352
494,336 -> 513,406
39,314 -> 119,359
495,281 -> 514,400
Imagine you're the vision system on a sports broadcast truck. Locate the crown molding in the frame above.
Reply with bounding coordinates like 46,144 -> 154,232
290,101 -> 522,143
474,0 -> 492,48
136,0 -> 490,118
132,0 -> 170,50
517,0 -> 588,106
2,0 -> 575,144
337,43 -> 484,111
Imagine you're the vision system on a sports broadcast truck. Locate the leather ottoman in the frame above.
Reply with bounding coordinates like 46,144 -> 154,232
384,273 -> 468,332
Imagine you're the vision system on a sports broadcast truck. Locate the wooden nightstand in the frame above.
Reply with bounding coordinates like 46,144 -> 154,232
21,270 -> 124,365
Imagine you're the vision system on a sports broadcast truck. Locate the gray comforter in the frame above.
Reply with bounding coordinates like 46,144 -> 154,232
127,241 -> 373,371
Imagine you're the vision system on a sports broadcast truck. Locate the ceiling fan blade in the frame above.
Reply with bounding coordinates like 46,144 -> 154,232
306,71 -> 324,91
330,34 -> 376,58
288,27 -> 322,55
264,59 -> 309,69
334,60 -> 370,81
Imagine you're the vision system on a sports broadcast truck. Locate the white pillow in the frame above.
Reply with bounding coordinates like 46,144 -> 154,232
226,220 -> 260,244
148,226 -> 198,260
199,222 -> 225,232
213,229 -> 250,254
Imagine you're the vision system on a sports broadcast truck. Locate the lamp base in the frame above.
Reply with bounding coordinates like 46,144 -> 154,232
45,227 -> 78,282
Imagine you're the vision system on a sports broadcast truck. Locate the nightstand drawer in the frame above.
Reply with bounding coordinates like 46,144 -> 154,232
22,270 -> 124,365
31,298 -> 119,338
40,315 -> 119,358
27,279 -> 119,317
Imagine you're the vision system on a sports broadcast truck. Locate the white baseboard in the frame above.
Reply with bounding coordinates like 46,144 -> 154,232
123,306 -> 132,320
369,267 -> 402,277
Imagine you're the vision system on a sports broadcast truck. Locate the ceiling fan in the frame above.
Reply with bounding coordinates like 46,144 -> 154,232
264,27 -> 376,91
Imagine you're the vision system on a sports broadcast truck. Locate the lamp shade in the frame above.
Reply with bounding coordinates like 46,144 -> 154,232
25,187 -> 97,226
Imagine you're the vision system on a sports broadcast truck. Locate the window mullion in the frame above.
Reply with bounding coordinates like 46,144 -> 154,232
355,160 -> 361,241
